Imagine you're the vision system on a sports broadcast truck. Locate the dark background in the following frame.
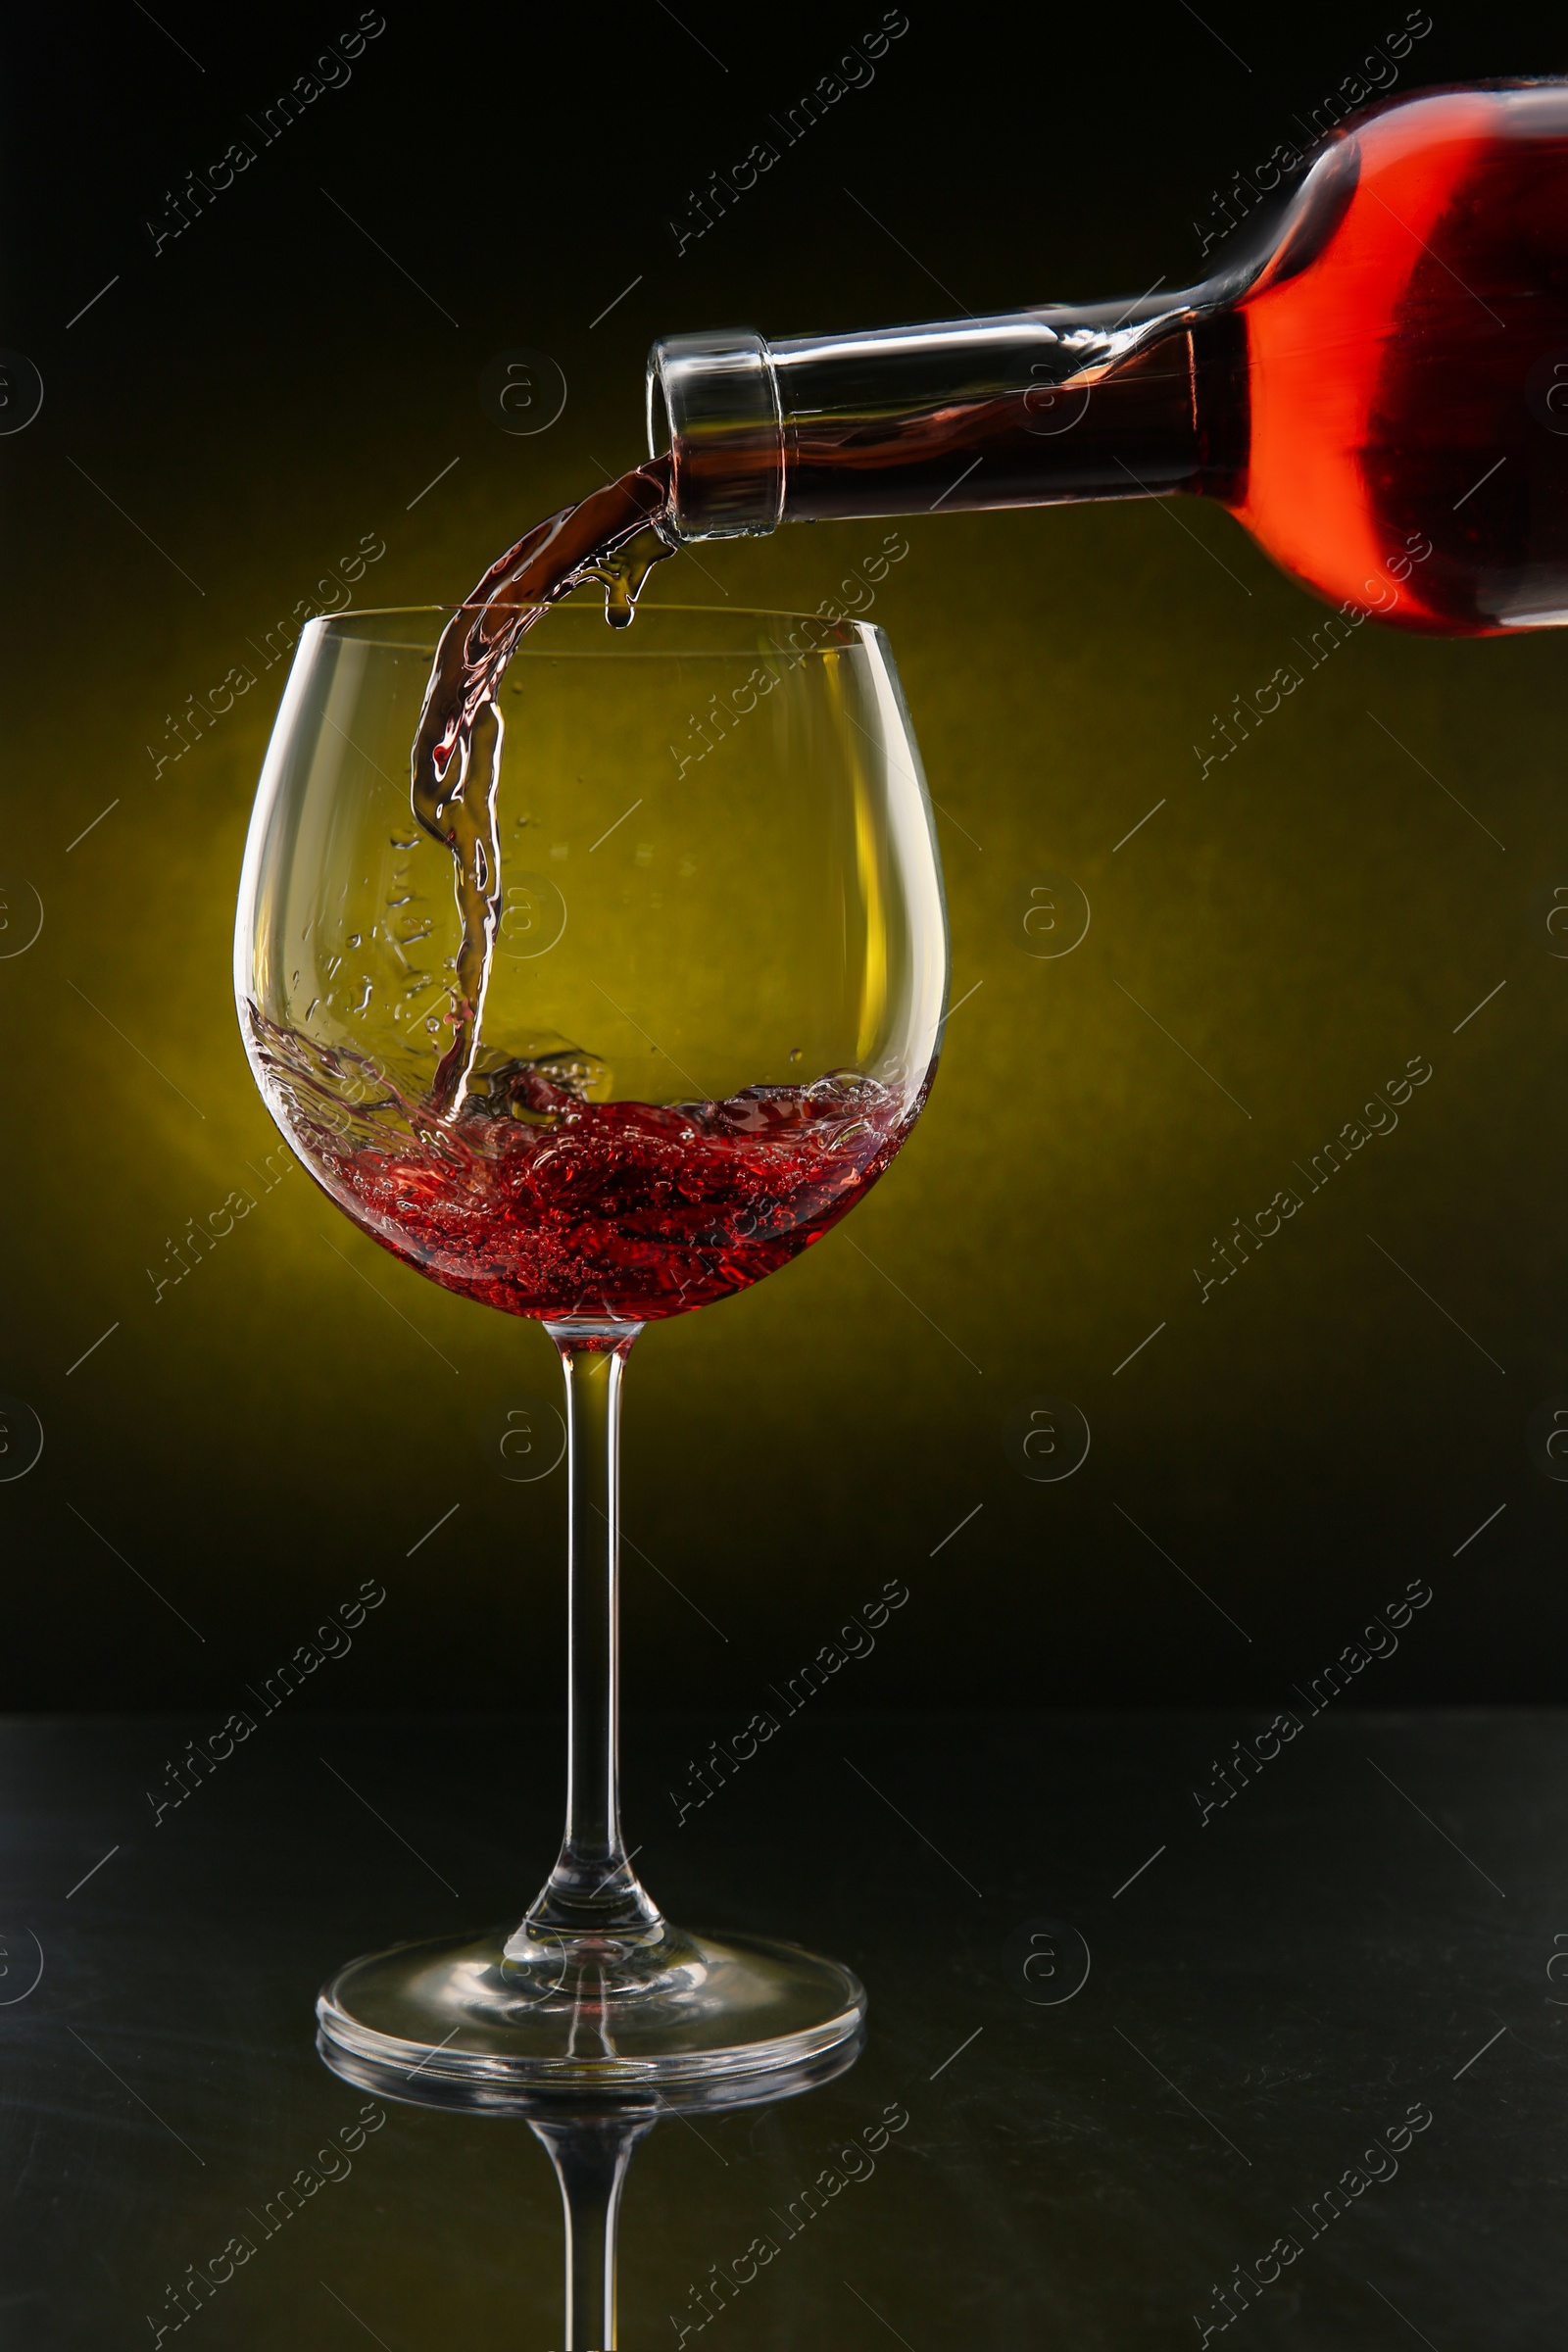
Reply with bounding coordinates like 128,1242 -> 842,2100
3,3 -> 1565,1716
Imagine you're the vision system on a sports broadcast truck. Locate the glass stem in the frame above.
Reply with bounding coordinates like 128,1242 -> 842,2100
531,1320 -> 660,1937
531,2111 -> 653,2350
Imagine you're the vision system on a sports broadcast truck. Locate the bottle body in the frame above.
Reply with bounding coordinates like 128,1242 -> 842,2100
649,82 -> 1568,635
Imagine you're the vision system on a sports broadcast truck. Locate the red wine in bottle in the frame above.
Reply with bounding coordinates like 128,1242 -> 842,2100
1237,83 -> 1568,632
650,83 -> 1568,635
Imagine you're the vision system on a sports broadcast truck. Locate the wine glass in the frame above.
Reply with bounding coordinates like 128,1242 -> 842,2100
234,601 -> 948,2088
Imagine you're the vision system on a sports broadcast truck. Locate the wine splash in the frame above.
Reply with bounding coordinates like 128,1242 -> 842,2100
255,1016 -> 916,1321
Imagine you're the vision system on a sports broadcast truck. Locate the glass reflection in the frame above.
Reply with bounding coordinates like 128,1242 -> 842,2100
318,2027 -> 863,2348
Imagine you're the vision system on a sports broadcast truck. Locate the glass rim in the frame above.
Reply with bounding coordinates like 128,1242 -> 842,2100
308,600 -> 885,638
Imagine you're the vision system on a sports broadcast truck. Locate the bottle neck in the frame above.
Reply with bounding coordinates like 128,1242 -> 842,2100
647,300 -> 1249,539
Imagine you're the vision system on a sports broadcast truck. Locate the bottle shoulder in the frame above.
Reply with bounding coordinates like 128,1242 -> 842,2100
1235,82 -> 1568,629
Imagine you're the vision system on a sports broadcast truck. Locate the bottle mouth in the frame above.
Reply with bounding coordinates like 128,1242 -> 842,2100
646,330 -> 784,542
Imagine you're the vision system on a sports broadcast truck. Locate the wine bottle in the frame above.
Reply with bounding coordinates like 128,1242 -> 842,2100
647,81 -> 1568,636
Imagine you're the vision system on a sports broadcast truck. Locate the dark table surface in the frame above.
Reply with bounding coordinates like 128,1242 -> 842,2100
3,1707 -> 1563,2348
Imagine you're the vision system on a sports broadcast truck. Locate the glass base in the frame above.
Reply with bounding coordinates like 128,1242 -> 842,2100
317,1920 -> 866,2094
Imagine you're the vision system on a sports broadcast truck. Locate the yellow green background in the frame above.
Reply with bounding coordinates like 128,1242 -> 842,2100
3,4 -> 1564,1711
